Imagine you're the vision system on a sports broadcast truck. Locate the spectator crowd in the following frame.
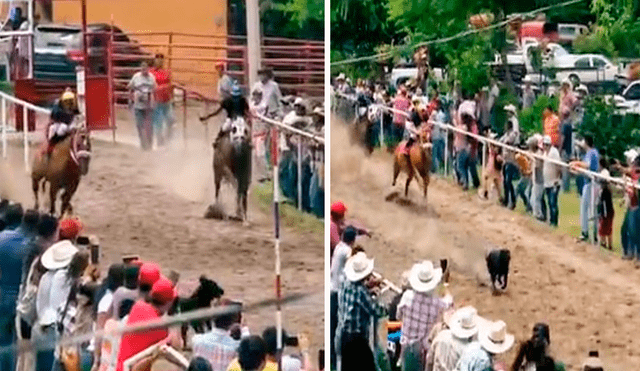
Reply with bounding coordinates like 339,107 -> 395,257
329,200 -> 607,371
0,200 -> 321,371
332,73 -> 640,258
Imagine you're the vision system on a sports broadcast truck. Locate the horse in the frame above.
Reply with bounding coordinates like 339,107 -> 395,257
31,127 -> 91,217
392,125 -> 432,200
213,116 -> 252,222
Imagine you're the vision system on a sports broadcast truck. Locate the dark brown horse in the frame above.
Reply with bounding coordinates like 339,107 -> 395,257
213,117 -> 252,222
392,126 -> 432,201
31,128 -> 91,216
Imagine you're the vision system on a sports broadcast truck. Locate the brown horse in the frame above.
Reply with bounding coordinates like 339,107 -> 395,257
213,117 -> 252,222
392,126 -> 432,200
31,128 -> 92,216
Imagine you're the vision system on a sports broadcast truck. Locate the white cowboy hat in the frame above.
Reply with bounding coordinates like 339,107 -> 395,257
41,240 -> 79,270
408,260 -> 442,293
449,306 -> 480,339
542,135 -> 552,145
312,107 -> 324,116
344,252 -> 374,282
478,320 -> 515,354
624,149 -> 638,161
504,104 -> 517,114
337,73 -> 346,80
294,97 -> 305,107
523,75 -> 532,83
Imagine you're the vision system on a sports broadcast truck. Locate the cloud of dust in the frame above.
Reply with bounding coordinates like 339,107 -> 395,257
330,115 -> 488,282
0,154 -> 35,205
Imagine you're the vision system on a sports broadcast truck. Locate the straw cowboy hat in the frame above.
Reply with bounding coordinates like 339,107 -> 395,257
478,320 -> 515,354
408,260 -> 442,293
624,149 -> 638,162
449,306 -> 481,339
41,240 -> 79,270
504,104 -> 517,114
344,252 -> 374,282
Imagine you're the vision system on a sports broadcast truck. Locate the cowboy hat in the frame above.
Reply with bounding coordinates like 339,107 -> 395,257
337,73 -> 346,80
625,149 -> 638,162
312,107 -> 324,116
294,97 -> 305,107
408,260 -> 442,293
449,306 -> 481,339
504,104 -> 517,114
523,75 -> 532,83
344,252 -> 374,282
478,320 -> 515,354
41,240 -> 79,270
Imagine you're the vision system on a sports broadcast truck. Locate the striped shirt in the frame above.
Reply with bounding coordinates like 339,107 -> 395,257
193,328 -> 240,371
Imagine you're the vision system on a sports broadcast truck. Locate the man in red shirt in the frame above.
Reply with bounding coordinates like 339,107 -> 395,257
543,105 -> 561,149
151,54 -> 174,146
116,276 -> 180,371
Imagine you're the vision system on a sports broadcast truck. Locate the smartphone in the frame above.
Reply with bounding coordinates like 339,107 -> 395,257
122,255 -> 140,264
90,244 -> 100,265
285,335 -> 299,347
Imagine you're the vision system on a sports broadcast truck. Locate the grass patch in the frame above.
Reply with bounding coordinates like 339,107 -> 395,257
251,181 -> 324,238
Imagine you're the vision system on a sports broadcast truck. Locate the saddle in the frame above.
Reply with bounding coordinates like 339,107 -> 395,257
395,141 -> 413,156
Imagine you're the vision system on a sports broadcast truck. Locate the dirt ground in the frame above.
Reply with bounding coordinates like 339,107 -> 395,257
0,109 -> 324,367
331,116 -> 640,371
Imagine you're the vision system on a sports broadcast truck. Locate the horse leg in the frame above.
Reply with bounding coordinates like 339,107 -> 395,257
61,180 -> 79,217
49,183 -> 59,216
404,167 -> 414,198
32,177 -> 40,210
392,158 -> 401,187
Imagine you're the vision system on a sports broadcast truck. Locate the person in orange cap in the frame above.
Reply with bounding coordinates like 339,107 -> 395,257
58,217 -> 83,242
330,201 -> 370,258
115,276 -> 181,371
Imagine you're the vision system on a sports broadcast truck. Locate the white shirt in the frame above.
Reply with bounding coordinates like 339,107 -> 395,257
128,72 -> 157,110
253,80 -> 283,118
543,146 -> 562,188
330,242 -> 351,292
426,329 -> 472,371
218,74 -> 234,100
457,100 -> 476,121
98,290 -> 114,314
36,269 -> 72,327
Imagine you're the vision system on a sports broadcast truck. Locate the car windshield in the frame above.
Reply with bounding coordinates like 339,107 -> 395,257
624,83 -> 640,100
35,26 -> 81,50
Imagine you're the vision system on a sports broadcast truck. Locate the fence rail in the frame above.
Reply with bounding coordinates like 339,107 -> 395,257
332,90 -> 639,244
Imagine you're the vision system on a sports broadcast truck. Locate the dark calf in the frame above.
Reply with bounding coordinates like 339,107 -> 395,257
486,249 -> 510,292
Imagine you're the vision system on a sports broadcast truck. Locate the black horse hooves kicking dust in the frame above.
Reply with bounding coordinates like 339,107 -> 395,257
204,203 -> 246,223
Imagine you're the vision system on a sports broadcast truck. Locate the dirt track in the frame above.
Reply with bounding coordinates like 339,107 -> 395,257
0,111 -> 324,364
331,116 -> 640,371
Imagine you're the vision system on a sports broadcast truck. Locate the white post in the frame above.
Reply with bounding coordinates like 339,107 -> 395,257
444,127 -> 449,176
23,106 -> 28,172
246,0 -> 261,89
378,109 -> 384,149
297,138 -> 302,211
27,0 -> 33,78
1,98 -> 6,159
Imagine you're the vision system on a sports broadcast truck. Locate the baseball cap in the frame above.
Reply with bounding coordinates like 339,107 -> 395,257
151,276 -> 177,304
138,262 -> 161,286
58,217 -> 83,240
330,201 -> 347,216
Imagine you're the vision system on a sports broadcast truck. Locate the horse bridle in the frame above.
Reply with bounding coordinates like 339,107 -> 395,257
70,125 -> 91,166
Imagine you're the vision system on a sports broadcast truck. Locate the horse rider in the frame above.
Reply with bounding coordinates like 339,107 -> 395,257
402,97 -> 424,161
46,88 -> 80,158
200,84 -> 251,148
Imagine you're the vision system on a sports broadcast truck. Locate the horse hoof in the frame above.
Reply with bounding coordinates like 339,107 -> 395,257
204,204 -> 226,220
385,190 -> 400,202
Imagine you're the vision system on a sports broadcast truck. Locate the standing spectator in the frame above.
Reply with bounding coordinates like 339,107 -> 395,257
216,62 -> 234,101
151,54 -> 174,145
192,306 -> 241,371
570,135 -> 600,242
615,150 -> 640,260
33,240 -> 79,371
597,160 -> 614,250
522,76 -> 535,110
511,323 -> 551,371
456,101 -> 480,191
392,85 -> 412,146
456,320 -> 514,371
515,148 -> 533,213
487,79 -> 500,131
330,226 -> 356,369
335,252 -> 385,371
93,264 -> 126,371
108,264 -> 141,319
397,260 -> 451,371
138,262 -> 161,300
115,276 -> 182,371
479,141 -> 502,201
543,105 -> 561,149
530,135 -> 546,221
128,62 -> 157,151
476,89 -> 490,134
426,306 -> 481,371
0,203 -> 26,371
20,213 -> 55,291
254,68 -> 283,119
500,105 -> 520,209
542,136 -> 562,226
559,80 -> 577,123
559,80 -> 577,192
330,201 -> 347,256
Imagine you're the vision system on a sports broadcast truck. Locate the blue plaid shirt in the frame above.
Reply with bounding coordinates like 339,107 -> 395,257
0,227 -> 30,314
456,342 -> 493,371
335,280 -> 385,353
192,328 -> 240,371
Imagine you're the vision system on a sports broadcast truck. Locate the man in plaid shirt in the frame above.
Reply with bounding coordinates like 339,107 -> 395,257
397,261 -> 452,371
335,252 -> 385,371
192,306 -> 241,371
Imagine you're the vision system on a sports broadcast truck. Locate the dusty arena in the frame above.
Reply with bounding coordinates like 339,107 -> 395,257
0,108 -> 324,363
331,116 -> 640,371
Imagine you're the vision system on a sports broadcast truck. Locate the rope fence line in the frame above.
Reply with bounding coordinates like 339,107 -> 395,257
0,292 -> 315,355
330,0 -> 586,66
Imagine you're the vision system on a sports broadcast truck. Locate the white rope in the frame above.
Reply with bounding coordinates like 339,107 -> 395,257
330,0 -> 586,66
333,91 -> 640,190
254,112 -> 325,144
